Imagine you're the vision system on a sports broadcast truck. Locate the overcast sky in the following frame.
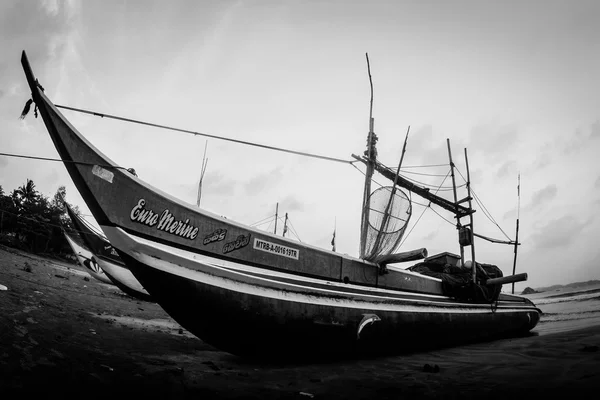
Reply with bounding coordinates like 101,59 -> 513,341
1,0 -> 599,290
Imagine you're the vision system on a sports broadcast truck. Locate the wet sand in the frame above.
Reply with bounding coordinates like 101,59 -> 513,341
1,245 -> 599,398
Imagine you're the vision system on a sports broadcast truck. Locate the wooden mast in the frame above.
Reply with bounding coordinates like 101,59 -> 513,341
360,53 -> 376,258
447,139 -> 465,267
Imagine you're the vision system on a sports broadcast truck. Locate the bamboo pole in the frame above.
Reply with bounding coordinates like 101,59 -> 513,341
486,272 -> 527,286
371,126 -> 411,257
464,148 -> 476,282
274,203 -> 279,235
197,140 -> 208,207
512,173 -> 521,294
446,139 -> 464,267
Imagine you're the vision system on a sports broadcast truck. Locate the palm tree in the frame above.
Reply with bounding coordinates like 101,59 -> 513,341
14,179 -> 39,206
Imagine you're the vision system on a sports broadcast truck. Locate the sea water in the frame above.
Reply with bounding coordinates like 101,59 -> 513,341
521,283 -> 600,335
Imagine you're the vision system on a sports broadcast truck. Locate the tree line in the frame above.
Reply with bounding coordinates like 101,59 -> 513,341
0,179 -> 80,255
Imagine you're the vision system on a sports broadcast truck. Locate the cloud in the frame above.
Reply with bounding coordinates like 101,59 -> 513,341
529,184 -> 557,207
531,215 -> 591,250
505,184 -> 558,220
199,171 -> 236,197
0,157 -> 7,169
531,153 -> 552,171
562,122 -> 600,155
243,167 -> 283,196
591,120 -> 600,138
173,170 -> 237,206
280,195 -> 305,213
422,230 -> 438,241
520,184 -> 557,215
503,207 -> 516,221
43,167 -> 60,188
563,128 -> 586,155
398,124 -> 462,171
496,160 -> 516,179
595,175 -> 600,189
468,124 -> 518,159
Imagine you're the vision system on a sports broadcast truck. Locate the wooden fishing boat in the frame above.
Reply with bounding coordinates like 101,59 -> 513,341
64,202 -> 153,302
63,232 -> 114,285
21,51 -> 541,359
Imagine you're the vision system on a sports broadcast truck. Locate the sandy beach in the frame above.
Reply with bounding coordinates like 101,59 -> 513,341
1,244 -> 599,399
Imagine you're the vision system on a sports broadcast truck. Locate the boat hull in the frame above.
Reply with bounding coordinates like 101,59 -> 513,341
63,233 -> 113,285
94,256 -> 152,302
108,226 -> 540,359
22,51 -> 542,359
64,203 -> 153,302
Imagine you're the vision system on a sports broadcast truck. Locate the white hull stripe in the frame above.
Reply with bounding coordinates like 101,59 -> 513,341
106,227 -> 537,315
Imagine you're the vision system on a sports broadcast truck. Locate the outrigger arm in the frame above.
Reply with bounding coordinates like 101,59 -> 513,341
351,155 -> 473,217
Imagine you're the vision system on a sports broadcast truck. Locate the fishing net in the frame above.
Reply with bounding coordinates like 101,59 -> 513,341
360,186 -> 412,262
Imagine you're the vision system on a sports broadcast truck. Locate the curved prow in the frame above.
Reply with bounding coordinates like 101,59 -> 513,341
21,51 -> 39,96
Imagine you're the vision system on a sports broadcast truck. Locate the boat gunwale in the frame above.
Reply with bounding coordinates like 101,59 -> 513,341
107,226 -> 541,314
121,224 -> 537,307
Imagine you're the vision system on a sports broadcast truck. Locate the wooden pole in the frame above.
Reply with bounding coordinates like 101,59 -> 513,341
371,126 -> 411,256
395,126 -> 410,179
511,219 -> 520,294
486,272 -> 527,286
464,148 -> 476,282
360,53 -> 376,258
446,139 -> 464,267
274,202 -> 279,235
512,173 -> 521,294
197,140 -> 209,207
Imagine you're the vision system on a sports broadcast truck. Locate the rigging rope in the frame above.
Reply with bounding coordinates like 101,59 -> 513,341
376,161 -> 460,190
398,169 -> 450,177
15,100 -> 512,244
55,104 -> 356,165
250,214 -> 276,227
454,168 -> 512,241
399,170 -> 451,247
400,163 -> 449,169
428,205 -> 456,226
351,161 -> 456,228
287,218 -> 302,242
0,152 -> 128,171
350,163 -> 385,189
